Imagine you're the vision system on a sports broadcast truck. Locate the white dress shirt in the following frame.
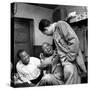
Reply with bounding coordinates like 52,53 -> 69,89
16,57 -> 41,83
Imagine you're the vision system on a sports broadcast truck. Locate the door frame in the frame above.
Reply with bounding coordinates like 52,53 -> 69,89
13,17 -> 34,56
11,17 -> 34,70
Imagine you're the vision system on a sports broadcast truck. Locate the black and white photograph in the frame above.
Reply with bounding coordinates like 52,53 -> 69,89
11,2 -> 88,87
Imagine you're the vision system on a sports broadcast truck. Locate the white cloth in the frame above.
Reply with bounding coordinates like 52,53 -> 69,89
16,57 -> 41,83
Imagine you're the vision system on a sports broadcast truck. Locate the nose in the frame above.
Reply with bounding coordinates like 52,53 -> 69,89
46,47 -> 49,49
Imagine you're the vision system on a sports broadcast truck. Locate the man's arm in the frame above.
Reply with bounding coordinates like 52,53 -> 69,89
57,21 -> 80,61
18,71 -> 32,84
38,55 -> 53,69
16,63 -> 32,84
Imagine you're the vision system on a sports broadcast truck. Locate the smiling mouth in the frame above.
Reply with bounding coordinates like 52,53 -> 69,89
47,49 -> 52,53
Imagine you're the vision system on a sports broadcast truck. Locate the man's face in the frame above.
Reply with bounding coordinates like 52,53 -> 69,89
19,51 -> 30,65
43,25 -> 53,36
42,43 -> 54,56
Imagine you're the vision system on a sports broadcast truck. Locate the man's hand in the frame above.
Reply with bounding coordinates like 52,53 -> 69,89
40,53 -> 44,59
27,80 -> 31,84
25,80 -> 35,86
37,64 -> 44,70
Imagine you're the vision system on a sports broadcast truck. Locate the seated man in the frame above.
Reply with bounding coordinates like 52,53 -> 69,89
38,42 -> 64,86
16,50 -> 43,86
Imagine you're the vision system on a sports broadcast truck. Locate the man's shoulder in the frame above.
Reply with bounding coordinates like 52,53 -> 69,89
30,57 -> 40,61
16,60 -> 22,69
30,57 -> 41,66
56,20 -> 68,26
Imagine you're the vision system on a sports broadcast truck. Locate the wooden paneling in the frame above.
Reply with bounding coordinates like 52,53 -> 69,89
33,45 -> 42,58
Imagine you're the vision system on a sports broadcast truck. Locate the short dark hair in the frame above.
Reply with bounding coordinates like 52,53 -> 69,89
17,49 -> 25,60
39,19 -> 51,32
42,42 -> 51,47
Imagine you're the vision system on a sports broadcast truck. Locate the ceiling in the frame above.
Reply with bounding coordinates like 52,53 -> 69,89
26,3 -> 59,9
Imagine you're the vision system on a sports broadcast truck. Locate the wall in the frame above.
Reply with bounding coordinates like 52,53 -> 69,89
65,5 -> 87,15
14,3 -> 87,46
14,3 -> 53,45
56,5 -> 87,15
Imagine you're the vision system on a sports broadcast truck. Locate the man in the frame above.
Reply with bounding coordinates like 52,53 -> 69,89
16,50 -> 43,86
38,42 -> 64,86
39,19 -> 86,84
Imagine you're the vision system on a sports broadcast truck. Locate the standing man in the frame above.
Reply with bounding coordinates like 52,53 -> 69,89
39,19 -> 86,84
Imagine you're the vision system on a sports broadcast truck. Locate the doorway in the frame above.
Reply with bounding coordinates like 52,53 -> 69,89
11,17 -> 34,72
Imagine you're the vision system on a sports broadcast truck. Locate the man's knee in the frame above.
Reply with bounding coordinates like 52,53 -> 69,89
64,64 -> 75,76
